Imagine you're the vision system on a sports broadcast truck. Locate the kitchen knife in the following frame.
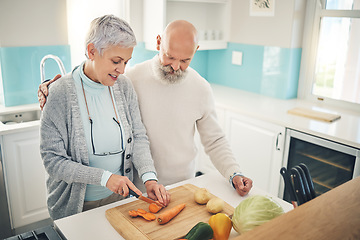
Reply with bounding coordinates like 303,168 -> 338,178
128,189 -> 165,208
299,163 -> 316,199
294,166 -> 312,202
290,168 -> 306,205
280,167 -> 298,207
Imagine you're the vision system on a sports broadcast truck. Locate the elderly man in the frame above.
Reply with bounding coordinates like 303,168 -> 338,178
39,20 -> 253,196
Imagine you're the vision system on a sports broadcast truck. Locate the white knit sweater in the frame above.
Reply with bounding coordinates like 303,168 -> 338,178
126,55 -> 242,186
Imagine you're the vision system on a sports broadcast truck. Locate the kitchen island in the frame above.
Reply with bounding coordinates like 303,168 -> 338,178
54,171 -> 293,239
54,171 -> 360,240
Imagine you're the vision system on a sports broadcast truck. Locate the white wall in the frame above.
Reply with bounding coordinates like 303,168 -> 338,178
230,0 -> 306,48
127,0 -> 306,48
128,0 -> 144,42
66,0 -> 127,67
0,0 -> 68,47
0,0 -> 306,48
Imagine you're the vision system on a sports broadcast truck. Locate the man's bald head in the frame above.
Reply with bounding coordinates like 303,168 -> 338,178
156,20 -> 199,69
161,20 -> 199,53
154,20 -> 200,84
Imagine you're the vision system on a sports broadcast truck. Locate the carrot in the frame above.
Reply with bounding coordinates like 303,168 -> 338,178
128,209 -> 156,221
149,203 -> 163,213
137,208 -> 147,214
128,210 -> 138,218
143,212 -> 156,221
157,203 -> 186,224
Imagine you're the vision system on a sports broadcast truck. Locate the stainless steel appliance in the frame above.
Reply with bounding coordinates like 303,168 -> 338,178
4,225 -> 63,240
281,129 -> 360,202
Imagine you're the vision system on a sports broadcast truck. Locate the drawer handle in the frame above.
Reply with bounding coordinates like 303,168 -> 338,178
276,132 -> 282,151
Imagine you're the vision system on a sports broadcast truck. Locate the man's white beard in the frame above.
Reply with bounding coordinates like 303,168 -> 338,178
154,59 -> 188,84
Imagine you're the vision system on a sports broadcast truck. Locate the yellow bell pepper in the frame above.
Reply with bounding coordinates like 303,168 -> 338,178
209,213 -> 232,240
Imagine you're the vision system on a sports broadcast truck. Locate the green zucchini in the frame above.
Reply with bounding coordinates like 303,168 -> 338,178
184,222 -> 213,240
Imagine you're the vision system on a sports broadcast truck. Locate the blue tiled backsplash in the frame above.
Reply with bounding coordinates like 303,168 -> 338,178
0,45 -> 71,106
0,42 -> 300,107
131,42 -> 301,100
206,43 -> 302,99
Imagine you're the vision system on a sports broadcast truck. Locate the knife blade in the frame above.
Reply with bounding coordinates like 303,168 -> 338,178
128,189 -> 165,207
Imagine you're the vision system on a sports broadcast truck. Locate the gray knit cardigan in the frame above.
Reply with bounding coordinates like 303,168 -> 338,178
40,73 -> 156,220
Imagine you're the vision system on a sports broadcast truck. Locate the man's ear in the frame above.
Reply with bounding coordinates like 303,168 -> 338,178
87,43 -> 96,60
156,35 -> 161,51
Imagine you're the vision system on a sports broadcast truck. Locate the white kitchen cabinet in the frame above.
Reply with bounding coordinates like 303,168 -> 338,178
143,0 -> 230,50
225,112 -> 285,196
1,128 -> 49,229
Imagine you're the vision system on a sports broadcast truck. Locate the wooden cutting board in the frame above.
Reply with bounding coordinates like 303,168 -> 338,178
105,184 -> 234,240
287,107 -> 341,122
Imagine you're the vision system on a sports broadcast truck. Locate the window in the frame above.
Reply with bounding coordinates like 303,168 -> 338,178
66,0 -> 128,68
299,0 -> 360,111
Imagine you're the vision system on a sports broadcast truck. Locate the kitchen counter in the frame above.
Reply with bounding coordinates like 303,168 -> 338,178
54,171 -> 293,240
2,86 -> 359,149
212,84 -> 360,149
0,103 -> 40,135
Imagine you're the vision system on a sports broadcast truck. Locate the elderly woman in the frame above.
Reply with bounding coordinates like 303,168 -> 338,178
40,15 -> 169,220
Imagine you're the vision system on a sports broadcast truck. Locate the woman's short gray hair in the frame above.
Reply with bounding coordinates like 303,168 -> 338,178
85,14 -> 136,58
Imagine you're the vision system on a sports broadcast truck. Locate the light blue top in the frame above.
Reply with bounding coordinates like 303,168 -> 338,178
73,63 -> 155,201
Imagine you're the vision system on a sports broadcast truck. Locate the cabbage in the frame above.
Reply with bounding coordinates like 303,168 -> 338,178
232,195 -> 284,234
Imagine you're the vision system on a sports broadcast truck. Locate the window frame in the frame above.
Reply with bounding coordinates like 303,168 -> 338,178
298,0 -> 360,112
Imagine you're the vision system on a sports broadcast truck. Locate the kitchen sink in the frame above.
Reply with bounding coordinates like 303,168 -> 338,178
0,109 -> 41,124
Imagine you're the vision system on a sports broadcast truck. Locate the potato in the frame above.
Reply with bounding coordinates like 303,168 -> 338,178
194,188 -> 211,205
206,197 -> 224,214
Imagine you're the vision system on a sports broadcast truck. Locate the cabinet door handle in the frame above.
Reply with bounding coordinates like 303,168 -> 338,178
276,132 -> 282,151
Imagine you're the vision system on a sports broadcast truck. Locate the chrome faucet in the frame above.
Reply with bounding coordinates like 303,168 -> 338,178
40,54 -> 66,83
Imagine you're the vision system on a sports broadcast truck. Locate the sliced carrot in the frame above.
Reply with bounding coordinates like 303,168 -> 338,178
143,212 -> 156,221
149,203 -> 163,213
157,203 -> 186,225
128,210 -> 138,217
129,209 -> 156,221
137,209 -> 147,214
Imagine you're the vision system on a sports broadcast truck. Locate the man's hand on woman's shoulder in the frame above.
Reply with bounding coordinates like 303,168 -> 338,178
38,74 -> 62,110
